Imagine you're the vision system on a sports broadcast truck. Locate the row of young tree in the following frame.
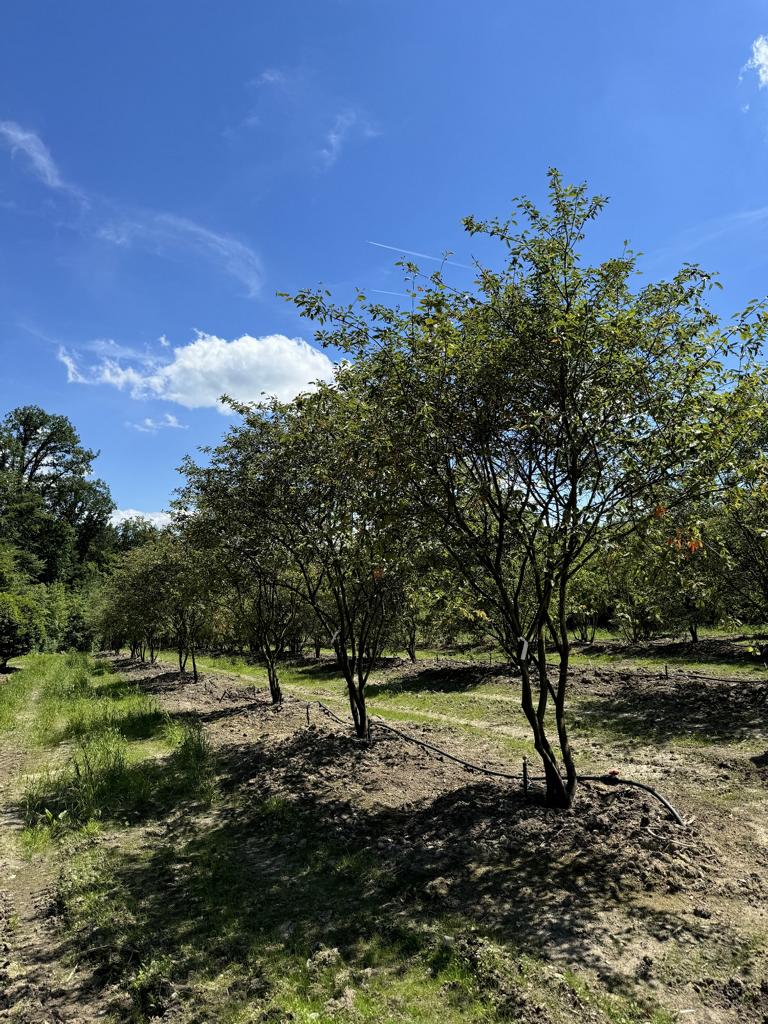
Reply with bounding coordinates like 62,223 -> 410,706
94,173 -> 768,808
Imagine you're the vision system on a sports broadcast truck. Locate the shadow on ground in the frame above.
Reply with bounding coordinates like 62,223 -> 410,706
578,675 -> 767,744
579,635 -> 768,669
369,663 -> 512,697
49,722 -> 709,1022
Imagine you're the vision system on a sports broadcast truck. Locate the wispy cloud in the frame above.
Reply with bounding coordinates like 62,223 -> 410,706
319,110 -> 379,168
745,35 -> 768,88
128,413 -> 188,434
58,346 -> 88,384
367,240 -> 474,271
0,120 -> 84,200
252,68 -> 288,87
1,119 -> 263,297
97,212 -> 264,297
86,338 -> 151,360
59,332 -> 335,412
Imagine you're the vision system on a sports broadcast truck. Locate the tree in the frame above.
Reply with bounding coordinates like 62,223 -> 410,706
158,533 -> 215,682
180,384 -> 407,737
288,171 -> 766,806
0,405 -> 114,583
93,543 -> 167,661
707,372 -> 768,631
0,405 -> 95,489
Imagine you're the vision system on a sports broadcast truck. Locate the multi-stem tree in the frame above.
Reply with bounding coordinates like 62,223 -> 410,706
289,171 -> 766,806
708,371 -> 768,630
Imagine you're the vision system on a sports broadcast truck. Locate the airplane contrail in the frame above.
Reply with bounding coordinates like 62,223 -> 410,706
366,240 -> 474,271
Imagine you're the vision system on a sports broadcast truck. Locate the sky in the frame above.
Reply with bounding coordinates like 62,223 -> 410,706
2,2 -> 768,523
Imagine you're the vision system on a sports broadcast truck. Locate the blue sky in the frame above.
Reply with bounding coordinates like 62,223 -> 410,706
2,2 -> 768,521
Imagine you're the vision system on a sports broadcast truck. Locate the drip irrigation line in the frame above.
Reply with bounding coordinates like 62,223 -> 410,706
371,716 -> 523,782
578,775 -> 684,825
288,694 -> 685,825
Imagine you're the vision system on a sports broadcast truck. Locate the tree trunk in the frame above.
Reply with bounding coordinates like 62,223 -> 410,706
406,624 -> 417,662
689,621 -> 699,644
266,659 -> 282,704
314,637 -> 321,659
191,647 -> 198,683
519,658 -> 574,809
346,678 -> 368,739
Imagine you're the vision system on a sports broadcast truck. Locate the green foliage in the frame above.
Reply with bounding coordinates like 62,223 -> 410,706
0,405 -> 115,584
0,590 -> 43,669
92,531 -> 216,675
179,381 -> 412,734
87,172 -> 768,807
284,170 -> 768,804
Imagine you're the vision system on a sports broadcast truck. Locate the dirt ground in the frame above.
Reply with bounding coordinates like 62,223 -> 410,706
1,654 -> 767,1023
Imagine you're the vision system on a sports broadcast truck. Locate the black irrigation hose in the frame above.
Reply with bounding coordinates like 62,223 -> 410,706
289,694 -> 686,826
578,775 -> 685,825
371,716 -> 523,782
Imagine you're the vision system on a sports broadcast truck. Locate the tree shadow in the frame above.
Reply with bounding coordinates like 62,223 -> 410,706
369,663 -> 511,697
580,635 -> 768,669
578,676 -> 767,744
751,750 -> 768,781
48,726 -> 705,1020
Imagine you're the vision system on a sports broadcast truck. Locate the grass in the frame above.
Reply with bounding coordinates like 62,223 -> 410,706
569,648 -> 768,678
13,653 -> 215,849
0,664 -> 32,732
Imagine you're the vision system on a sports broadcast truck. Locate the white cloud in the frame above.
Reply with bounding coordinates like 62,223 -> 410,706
746,35 -> 768,87
319,110 -> 379,168
128,413 -> 189,434
0,120 -> 65,189
0,120 -> 84,200
86,338 -> 149,360
60,333 -> 335,412
98,212 -> 264,297
58,346 -> 88,384
110,509 -> 172,529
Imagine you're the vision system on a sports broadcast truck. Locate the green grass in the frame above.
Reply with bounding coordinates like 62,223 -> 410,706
11,653 -> 215,848
31,652 -> 167,748
569,648 -> 768,678
0,662 -> 33,732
